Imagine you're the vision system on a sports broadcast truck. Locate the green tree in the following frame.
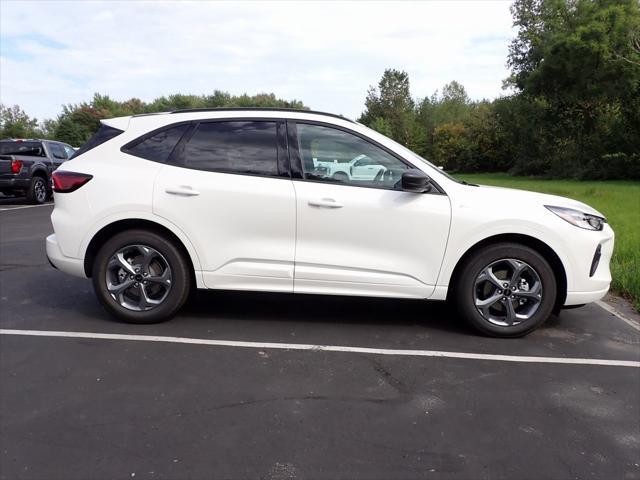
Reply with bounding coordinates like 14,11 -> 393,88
506,0 -> 640,179
0,104 -> 40,139
359,69 -> 416,147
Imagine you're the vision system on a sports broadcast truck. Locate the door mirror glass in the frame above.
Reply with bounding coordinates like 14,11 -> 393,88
401,169 -> 431,193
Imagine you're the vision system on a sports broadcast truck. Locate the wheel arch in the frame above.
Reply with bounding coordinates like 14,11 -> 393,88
31,167 -> 48,180
83,219 -> 198,289
446,233 -> 567,312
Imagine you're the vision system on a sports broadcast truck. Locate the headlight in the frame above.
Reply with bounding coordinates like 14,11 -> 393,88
545,206 -> 606,231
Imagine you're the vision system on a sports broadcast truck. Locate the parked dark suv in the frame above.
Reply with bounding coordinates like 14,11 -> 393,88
0,139 -> 76,204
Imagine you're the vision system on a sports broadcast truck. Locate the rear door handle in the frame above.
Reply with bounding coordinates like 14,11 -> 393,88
308,198 -> 343,209
165,186 -> 200,197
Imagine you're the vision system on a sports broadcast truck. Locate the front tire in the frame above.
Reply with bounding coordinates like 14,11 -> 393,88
453,242 -> 557,337
92,229 -> 191,324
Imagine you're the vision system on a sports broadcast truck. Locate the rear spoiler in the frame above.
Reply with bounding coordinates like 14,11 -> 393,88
101,116 -> 131,131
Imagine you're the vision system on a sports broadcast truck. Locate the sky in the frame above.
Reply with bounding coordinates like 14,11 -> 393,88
0,0 -> 516,122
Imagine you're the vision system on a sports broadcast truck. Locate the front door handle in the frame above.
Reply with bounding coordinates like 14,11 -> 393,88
308,198 -> 343,209
165,186 -> 200,197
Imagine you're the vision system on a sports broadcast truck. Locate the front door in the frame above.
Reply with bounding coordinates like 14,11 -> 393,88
290,122 -> 451,298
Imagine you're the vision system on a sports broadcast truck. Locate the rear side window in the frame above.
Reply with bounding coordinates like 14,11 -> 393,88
125,124 -> 189,162
0,141 -> 45,157
73,124 -> 123,159
177,121 -> 278,176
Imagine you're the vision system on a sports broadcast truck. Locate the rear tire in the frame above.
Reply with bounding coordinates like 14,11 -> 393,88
26,176 -> 48,204
332,172 -> 349,183
92,229 -> 191,324
453,242 -> 557,337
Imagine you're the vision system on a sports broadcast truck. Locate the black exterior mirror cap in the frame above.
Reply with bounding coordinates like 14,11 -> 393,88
401,169 -> 432,193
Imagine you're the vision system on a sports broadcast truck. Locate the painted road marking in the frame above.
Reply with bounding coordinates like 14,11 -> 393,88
596,301 -> 640,332
0,203 -> 53,212
1,329 -> 638,368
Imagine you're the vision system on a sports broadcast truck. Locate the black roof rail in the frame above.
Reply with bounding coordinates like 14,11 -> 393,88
168,107 -> 354,123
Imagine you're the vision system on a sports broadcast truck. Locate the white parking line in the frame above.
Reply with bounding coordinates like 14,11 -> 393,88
1,329 -> 638,368
0,203 -> 53,212
596,300 -> 640,332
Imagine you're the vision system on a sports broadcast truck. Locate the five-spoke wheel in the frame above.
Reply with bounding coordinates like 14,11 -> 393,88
474,258 -> 543,327
93,229 -> 191,324
106,245 -> 173,312
454,242 -> 557,337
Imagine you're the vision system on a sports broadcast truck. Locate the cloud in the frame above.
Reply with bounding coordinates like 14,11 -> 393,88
0,0 -> 515,121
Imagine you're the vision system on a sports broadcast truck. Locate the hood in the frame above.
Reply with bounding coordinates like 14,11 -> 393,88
472,184 -> 605,218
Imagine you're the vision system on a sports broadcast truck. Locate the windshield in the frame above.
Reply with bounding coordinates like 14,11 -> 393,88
0,141 -> 45,157
357,123 -> 467,184
409,152 -> 466,184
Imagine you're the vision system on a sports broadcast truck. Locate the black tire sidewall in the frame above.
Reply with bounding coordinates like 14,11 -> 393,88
27,177 -> 46,204
455,243 -> 557,337
92,229 -> 191,324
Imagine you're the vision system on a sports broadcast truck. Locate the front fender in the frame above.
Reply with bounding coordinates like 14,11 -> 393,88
437,218 -> 575,290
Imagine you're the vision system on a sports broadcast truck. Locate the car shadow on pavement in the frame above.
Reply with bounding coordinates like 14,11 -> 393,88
182,288 -> 473,336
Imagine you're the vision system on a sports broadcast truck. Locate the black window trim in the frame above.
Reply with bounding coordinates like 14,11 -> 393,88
287,119 -> 446,195
121,117 -> 290,180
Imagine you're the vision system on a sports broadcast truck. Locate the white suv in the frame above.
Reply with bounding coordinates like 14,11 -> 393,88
46,108 -> 614,337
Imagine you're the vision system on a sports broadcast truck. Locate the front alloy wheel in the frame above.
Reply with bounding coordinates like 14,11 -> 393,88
454,242 -> 557,337
474,258 -> 543,327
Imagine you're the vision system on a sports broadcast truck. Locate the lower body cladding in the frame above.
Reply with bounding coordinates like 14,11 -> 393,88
46,228 -> 614,308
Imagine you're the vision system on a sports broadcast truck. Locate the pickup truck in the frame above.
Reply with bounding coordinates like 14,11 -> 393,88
314,154 -> 387,182
0,139 -> 76,204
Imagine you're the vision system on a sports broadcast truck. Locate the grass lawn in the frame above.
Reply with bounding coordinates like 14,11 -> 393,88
456,173 -> 640,311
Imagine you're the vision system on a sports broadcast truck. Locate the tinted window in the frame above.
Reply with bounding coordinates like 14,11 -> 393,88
296,123 -> 408,189
73,124 -> 123,159
63,145 -> 76,158
49,143 -> 66,159
127,124 -> 189,162
179,121 -> 278,176
0,141 -> 45,157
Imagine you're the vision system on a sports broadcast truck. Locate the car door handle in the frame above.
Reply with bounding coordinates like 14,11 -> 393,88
308,198 -> 343,208
165,186 -> 200,197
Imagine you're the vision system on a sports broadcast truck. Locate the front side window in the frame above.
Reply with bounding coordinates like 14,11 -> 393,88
49,143 -> 66,159
126,124 -> 189,162
295,123 -> 408,189
177,121 -> 278,176
63,145 -> 76,158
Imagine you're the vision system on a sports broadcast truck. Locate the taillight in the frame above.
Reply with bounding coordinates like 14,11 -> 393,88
52,171 -> 93,193
10,159 -> 23,174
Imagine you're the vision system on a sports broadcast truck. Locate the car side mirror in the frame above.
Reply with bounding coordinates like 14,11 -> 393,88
401,169 -> 432,193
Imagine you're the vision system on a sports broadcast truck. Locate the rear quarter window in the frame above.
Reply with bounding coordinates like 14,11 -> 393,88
123,124 -> 190,162
73,125 -> 124,159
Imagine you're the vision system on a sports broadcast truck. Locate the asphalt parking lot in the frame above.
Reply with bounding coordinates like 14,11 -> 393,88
0,200 -> 638,480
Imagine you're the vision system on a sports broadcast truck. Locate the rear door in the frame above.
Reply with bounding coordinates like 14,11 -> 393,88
150,119 -> 296,292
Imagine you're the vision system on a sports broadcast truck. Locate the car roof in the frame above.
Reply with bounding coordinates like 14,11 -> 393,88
133,107 -> 355,123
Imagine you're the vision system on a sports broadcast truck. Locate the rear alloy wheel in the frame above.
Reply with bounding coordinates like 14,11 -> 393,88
92,230 -> 191,324
26,176 -> 48,204
454,243 -> 557,337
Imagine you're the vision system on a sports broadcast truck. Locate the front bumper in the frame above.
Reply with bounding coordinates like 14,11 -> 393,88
46,234 -> 87,278
563,223 -> 614,306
